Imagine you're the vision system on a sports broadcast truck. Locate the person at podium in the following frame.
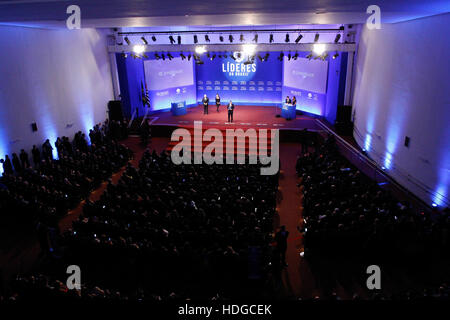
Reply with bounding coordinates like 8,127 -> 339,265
215,93 -> 221,112
202,94 -> 209,114
292,96 -> 297,107
285,96 -> 291,104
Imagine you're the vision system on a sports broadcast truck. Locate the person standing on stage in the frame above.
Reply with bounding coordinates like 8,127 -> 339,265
227,100 -> 235,123
215,93 -> 221,112
285,96 -> 291,104
202,94 -> 209,115
292,96 -> 297,107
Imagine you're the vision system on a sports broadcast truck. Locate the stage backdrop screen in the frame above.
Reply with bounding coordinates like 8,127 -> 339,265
144,57 -> 196,110
195,53 -> 283,105
282,57 -> 328,115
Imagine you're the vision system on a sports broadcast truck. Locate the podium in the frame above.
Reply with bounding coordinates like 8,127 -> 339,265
281,103 -> 296,119
171,101 -> 187,116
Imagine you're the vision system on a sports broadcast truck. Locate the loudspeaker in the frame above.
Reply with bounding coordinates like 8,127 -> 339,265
108,100 -> 123,121
404,136 -> 410,148
31,122 -> 38,132
336,105 -> 352,123
335,105 -> 353,135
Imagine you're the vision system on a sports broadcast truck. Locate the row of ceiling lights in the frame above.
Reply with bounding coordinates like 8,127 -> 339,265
122,32 -> 342,46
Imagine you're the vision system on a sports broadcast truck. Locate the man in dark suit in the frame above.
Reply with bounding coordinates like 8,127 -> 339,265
202,94 -> 209,114
227,100 -> 235,123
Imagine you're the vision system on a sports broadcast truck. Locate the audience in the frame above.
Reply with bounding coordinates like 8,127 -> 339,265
0,121 -> 132,230
297,135 -> 449,260
58,151 -> 278,299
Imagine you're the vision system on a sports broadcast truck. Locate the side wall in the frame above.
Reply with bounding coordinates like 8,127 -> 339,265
352,13 -> 450,207
0,26 -> 114,169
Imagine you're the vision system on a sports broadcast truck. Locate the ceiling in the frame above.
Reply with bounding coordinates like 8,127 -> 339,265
0,0 -> 448,28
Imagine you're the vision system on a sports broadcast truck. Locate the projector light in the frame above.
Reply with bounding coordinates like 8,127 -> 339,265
242,44 -> 256,55
133,45 -> 145,54
313,43 -> 326,55
295,34 -> 303,43
195,46 -> 207,54
269,34 -> 274,43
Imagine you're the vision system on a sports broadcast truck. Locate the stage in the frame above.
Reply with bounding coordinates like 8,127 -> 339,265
147,105 -> 322,131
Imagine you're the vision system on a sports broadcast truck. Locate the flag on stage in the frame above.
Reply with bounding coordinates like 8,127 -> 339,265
141,80 -> 150,107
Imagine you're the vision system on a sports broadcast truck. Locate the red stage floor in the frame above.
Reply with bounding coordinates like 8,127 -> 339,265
148,105 -> 322,131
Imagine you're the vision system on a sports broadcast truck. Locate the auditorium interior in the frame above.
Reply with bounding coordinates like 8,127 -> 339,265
0,0 -> 449,305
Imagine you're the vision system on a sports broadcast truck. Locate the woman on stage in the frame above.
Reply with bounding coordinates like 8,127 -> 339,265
292,96 -> 297,107
215,93 -> 221,112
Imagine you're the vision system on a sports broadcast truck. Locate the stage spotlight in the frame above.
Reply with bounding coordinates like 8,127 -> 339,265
205,35 -> 210,42
320,53 -> 329,61
334,34 -> 341,43
223,53 -> 228,58
219,35 -> 224,42
124,37 -> 131,45
332,52 -> 339,59
240,34 -> 244,42
121,52 -> 127,58
314,33 -> 320,43
285,34 -> 290,43
230,54 -> 236,61
155,53 -> 161,60
306,53 -> 313,60
229,35 -> 234,42
313,43 -> 326,55
177,35 -> 181,45
152,35 -> 157,42
264,53 -> 269,61
244,57 -> 253,65
133,44 -> 145,54
194,35 -> 198,44
258,54 -> 263,62
269,34 -> 274,43
195,45 -> 207,54
210,54 -> 216,60
242,44 -> 256,55
206,52 -> 210,59
161,53 -> 166,60
142,53 -> 148,59
169,36 -> 175,44
188,54 -> 192,61
288,53 -> 291,60
293,52 -> 299,60
278,52 -> 284,61
295,34 -> 303,43
167,53 -> 173,60
141,37 -> 148,45
180,52 -> 186,60
253,34 -> 258,43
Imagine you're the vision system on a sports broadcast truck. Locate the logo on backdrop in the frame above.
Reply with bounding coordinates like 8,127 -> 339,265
221,52 -> 256,77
